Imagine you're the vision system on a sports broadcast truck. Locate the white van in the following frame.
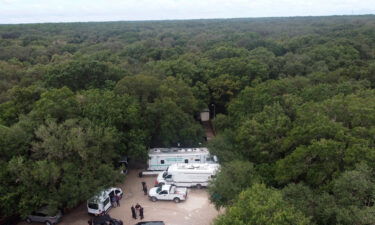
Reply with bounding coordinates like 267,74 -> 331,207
156,163 -> 220,188
87,187 -> 123,215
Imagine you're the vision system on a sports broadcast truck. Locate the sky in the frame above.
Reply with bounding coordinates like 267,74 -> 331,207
0,0 -> 374,24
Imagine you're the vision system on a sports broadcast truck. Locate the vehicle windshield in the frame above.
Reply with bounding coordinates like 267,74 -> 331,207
162,171 -> 167,178
156,187 -> 162,193
88,203 -> 99,210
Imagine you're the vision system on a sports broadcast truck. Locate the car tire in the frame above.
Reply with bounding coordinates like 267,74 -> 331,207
196,184 -> 202,189
45,221 -> 52,225
151,196 -> 157,202
174,198 -> 180,203
26,218 -> 32,223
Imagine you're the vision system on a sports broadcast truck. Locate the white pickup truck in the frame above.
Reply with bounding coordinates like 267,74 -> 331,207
148,184 -> 187,203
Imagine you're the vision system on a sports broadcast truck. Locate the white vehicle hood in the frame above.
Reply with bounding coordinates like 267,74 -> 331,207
149,187 -> 159,196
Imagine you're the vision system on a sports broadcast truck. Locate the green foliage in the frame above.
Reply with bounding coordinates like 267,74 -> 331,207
0,85 -> 43,125
7,119 -> 122,216
1,16 -> 375,222
208,160 -> 260,208
44,58 -> 124,91
32,119 -> 119,161
236,103 -> 292,163
146,98 -> 203,147
276,139 -> 345,186
282,183 -> 336,225
114,74 -> 161,108
0,123 -> 31,161
214,183 -> 312,225
208,74 -> 242,107
331,164 -> 375,225
31,87 -> 79,122
282,164 -> 375,225
80,89 -> 148,159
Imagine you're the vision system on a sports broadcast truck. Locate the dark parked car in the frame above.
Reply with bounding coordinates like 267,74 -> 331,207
91,214 -> 123,225
134,222 -> 165,225
25,207 -> 62,225
0,215 -> 20,225
109,218 -> 123,225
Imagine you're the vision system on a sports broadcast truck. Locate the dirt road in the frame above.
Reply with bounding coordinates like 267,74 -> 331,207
18,169 -> 220,225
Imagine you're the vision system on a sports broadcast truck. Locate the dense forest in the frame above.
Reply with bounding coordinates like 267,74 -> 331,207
1,15 -> 375,224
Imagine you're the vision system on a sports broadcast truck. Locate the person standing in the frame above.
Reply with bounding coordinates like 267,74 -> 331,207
135,203 -> 141,211
142,182 -> 148,195
115,194 -> 120,207
111,195 -> 117,207
135,203 -> 141,217
140,207 -> 144,220
131,205 -> 137,219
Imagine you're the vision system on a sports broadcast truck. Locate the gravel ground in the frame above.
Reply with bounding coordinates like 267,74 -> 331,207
18,169 -> 220,225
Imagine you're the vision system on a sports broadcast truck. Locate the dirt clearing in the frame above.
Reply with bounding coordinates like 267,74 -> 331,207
18,169 -> 220,225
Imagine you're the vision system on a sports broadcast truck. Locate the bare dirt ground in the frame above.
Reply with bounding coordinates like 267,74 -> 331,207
18,169 -> 220,225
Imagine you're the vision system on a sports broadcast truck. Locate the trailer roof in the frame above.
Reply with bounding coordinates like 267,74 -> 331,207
168,163 -> 220,172
149,147 -> 209,155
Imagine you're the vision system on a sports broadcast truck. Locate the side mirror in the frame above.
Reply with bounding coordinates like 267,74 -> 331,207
213,155 -> 218,162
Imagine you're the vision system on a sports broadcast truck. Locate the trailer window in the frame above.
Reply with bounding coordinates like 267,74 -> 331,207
184,159 -> 188,163
161,160 -> 165,164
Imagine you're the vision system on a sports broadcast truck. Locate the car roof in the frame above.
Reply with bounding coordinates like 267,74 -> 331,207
88,187 -> 121,203
161,185 -> 171,191
89,190 -> 110,203
107,187 -> 121,192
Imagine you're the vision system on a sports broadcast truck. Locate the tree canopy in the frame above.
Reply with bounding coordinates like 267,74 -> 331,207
1,15 -> 375,223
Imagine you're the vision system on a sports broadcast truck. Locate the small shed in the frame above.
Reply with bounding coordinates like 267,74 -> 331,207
200,108 -> 210,121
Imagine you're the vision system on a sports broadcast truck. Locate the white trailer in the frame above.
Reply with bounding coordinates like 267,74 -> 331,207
156,163 -> 220,188
140,147 -> 218,177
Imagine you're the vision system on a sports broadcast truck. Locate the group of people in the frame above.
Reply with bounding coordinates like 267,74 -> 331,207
130,181 -> 148,220
131,203 -> 144,220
